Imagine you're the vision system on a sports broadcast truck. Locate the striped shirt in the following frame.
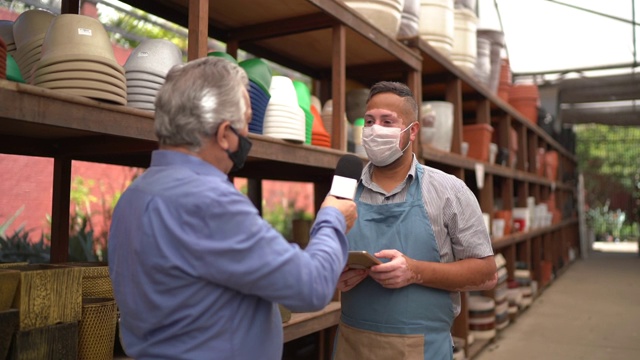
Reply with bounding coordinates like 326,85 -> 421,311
359,155 -> 494,315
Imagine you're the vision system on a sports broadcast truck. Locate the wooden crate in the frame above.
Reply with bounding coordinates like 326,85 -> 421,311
8,264 -> 82,331
9,322 -> 78,360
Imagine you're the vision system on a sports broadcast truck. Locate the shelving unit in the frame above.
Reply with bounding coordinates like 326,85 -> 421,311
1,0 -> 579,358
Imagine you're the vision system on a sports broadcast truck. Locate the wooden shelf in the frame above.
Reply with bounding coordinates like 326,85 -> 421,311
0,80 -> 367,181
422,146 -> 576,191
283,301 -> 340,343
491,218 -> 579,250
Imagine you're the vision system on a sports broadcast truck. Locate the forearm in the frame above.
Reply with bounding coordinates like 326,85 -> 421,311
408,256 -> 497,292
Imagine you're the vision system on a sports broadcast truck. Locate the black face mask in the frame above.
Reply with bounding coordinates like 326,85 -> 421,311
226,126 -> 252,173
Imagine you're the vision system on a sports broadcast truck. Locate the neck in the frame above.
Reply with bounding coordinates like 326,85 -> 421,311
371,151 -> 414,193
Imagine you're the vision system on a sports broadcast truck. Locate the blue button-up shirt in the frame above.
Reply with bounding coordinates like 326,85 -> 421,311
108,150 -> 348,359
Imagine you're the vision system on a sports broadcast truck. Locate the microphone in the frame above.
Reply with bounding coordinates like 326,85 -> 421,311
328,154 -> 364,200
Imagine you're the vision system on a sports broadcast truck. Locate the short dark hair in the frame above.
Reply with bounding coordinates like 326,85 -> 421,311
367,81 -> 418,123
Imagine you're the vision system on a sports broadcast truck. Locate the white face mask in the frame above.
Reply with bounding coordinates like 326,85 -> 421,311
362,123 -> 414,166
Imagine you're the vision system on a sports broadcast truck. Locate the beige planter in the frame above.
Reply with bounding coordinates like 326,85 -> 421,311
344,0 -> 405,38
419,0 -> 454,57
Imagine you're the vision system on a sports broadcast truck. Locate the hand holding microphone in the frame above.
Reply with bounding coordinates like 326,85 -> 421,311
320,154 -> 363,233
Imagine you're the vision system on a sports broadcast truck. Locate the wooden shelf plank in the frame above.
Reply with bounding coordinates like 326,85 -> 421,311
0,80 -> 369,178
491,218 -> 579,250
283,301 -> 341,343
421,146 -> 575,191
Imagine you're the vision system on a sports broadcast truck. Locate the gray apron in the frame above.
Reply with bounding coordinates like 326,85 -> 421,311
334,165 -> 454,360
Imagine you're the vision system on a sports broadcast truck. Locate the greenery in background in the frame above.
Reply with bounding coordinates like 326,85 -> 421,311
262,199 -> 313,241
0,175 -> 127,264
576,124 -> 640,241
100,5 -> 187,51
0,206 -> 51,263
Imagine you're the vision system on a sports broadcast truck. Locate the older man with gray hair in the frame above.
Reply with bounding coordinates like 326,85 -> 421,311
109,56 -> 357,359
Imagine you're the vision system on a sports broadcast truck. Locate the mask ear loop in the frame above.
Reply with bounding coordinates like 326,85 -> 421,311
399,121 -> 417,153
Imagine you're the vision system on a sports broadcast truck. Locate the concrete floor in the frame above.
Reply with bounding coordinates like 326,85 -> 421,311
475,246 -> 640,360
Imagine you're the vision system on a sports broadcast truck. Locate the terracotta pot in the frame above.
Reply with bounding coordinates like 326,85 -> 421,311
544,150 -> 559,181
509,83 -> 539,123
462,123 -> 494,162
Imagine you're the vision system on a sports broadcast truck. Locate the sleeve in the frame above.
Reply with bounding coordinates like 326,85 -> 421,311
170,188 -> 348,312
445,181 -> 494,260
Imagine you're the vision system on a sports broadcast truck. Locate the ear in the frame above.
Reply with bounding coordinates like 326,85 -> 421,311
409,121 -> 419,142
215,121 -> 231,150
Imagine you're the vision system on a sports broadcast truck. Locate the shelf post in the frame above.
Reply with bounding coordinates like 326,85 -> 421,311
407,69 -> 422,156
51,156 -> 72,263
187,0 -> 209,60
331,24 -> 346,152
445,78 -> 462,154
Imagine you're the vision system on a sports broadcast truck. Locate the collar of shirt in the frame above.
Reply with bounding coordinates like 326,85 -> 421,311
150,149 -> 229,181
361,154 -> 419,197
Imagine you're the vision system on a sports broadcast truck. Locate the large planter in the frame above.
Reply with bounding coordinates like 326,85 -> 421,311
78,298 -> 117,360
344,0 -> 405,38
451,7 -> 478,74
419,0 -> 454,57
60,262 -> 113,299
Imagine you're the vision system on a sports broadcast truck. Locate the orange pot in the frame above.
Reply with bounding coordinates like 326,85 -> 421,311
544,150 -> 558,181
508,84 -> 539,123
463,124 -> 494,162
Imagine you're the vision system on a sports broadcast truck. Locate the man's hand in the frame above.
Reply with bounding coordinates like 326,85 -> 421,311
321,195 -> 357,233
337,267 -> 368,292
369,249 -> 421,289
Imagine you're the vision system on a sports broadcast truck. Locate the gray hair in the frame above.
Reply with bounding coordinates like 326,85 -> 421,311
154,56 -> 249,151
367,81 -> 418,123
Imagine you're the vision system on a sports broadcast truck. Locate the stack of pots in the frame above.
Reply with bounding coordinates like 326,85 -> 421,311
239,58 -> 272,135
262,76 -> 306,143
5,53 -> 25,82
0,37 -> 6,80
468,296 -> 496,341
125,39 -> 183,111
310,102 -> 331,148
497,58 -> 511,102
0,20 -> 16,57
419,0 -> 454,57
293,80 -> 314,144
508,83 -> 539,123
33,14 -> 127,105
343,0 -> 405,38
398,0 -> 420,38
476,29 -> 505,94
451,7 -> 478,74
492,253 -> 510,331
474,37 -> 491,87
12,9 -> 55,82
